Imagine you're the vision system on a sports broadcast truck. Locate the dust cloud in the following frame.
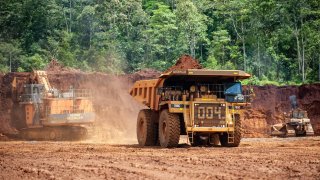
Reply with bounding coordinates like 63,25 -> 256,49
86,76 -> 144,144
46,71 -> 158,144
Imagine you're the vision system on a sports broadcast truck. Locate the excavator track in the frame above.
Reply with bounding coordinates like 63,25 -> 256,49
19,126 -> 89,141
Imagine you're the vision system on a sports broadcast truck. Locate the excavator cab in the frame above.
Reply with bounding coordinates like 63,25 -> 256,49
291,109 -> 307,119
20,84 -> 45,103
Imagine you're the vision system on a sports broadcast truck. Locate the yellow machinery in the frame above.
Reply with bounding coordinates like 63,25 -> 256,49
12,70 -> 95,140
271,95 -> 314,137
130,69 -> 252,148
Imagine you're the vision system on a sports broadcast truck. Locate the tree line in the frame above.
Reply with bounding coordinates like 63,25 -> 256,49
0,0 -> 319,84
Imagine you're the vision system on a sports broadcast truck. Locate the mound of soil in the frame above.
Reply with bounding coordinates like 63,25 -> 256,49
46,59 -> 80,72
124,69 -> 161,83
165,55 -> 202,73
46,59 -> 65,72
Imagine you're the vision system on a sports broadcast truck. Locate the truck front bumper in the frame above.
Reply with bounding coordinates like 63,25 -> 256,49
187,126 -> 234,133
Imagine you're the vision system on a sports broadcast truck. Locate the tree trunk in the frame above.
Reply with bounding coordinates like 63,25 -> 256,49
295,34 -> 301,72
190,34 -> 195,58
89,20 -> 92,49
9,52 -> 12,72
294,17 -> 301,75
69,0 -> 72,33
241,19 -> 246,71
300,16 -> 306,82
63,8 -> 69,32
257,39 -> 261,78
301,34 -> 305,82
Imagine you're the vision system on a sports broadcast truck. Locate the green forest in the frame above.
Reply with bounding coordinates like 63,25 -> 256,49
0,0 -> 319,84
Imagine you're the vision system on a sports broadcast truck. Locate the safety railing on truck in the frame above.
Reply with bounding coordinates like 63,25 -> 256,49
20,93 -> 44,103
241,86 -> 254,103
58,89 -> 93,99
158,84 -> 253,103
45,105 -> 94,116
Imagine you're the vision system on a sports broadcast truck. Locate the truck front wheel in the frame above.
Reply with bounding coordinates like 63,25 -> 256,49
220,115 -> 242,147
137,109 -> 157,146
159,109 -> 180,148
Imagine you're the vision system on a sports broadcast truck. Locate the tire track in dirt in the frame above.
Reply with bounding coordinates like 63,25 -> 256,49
0,137 -> 319,179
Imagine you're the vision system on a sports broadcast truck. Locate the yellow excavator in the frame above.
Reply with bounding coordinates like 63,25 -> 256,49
11,70 -> 95,140
271,95 -> 314,137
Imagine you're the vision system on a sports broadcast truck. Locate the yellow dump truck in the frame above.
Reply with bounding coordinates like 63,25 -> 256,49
130,69 -> 252,148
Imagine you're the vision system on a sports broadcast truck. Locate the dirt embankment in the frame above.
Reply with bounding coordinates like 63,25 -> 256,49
243,85 -> 320,137
0,72 -> 30,138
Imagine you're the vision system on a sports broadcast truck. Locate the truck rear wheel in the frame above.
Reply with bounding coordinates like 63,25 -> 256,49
137,109 -> 157,146
220,115 -> 242,147
159,109 -> 180,148
189,134 -> 209,146
189,134 -> 201,146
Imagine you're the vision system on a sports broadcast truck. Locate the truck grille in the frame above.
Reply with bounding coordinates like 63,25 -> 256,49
194,103 -> 226,127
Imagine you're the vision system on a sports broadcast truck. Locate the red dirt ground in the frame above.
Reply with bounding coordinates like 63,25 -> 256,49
0,137 -> 319,179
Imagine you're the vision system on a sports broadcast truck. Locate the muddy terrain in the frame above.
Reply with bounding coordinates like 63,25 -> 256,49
0,137 -> 319,179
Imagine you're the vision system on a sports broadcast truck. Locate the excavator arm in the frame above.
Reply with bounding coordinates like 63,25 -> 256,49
31,70 -> 52,92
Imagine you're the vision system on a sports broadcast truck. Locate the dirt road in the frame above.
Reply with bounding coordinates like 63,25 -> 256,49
1,137 -> 319,179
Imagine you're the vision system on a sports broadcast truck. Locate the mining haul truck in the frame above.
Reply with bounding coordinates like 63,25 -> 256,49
271,96 -> 314,137
11,70 -> 95,140
130,69 -> 252,148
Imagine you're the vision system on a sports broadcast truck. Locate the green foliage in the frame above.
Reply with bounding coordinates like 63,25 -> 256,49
144,2 -> 178,70
241,75 -> 260,86
0,0 -> 319,85
175,0 -> 208,58
0,41 -> 24,72
20,54 -> 47,72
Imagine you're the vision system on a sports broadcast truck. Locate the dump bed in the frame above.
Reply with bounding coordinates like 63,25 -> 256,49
129,69 -> 251,110
129,79 -> 160,110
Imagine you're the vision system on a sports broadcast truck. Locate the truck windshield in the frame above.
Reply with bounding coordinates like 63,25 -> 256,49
225,82 -> 242,95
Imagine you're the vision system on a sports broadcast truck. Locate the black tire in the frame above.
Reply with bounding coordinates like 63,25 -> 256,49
189,134 -> 198,146
220,115 -> 242,147
231,115 -> 242,147
189,134 -> 205,146
159,109 -> 180,148
137,109 -> 157,146
219,133 -> 228,146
